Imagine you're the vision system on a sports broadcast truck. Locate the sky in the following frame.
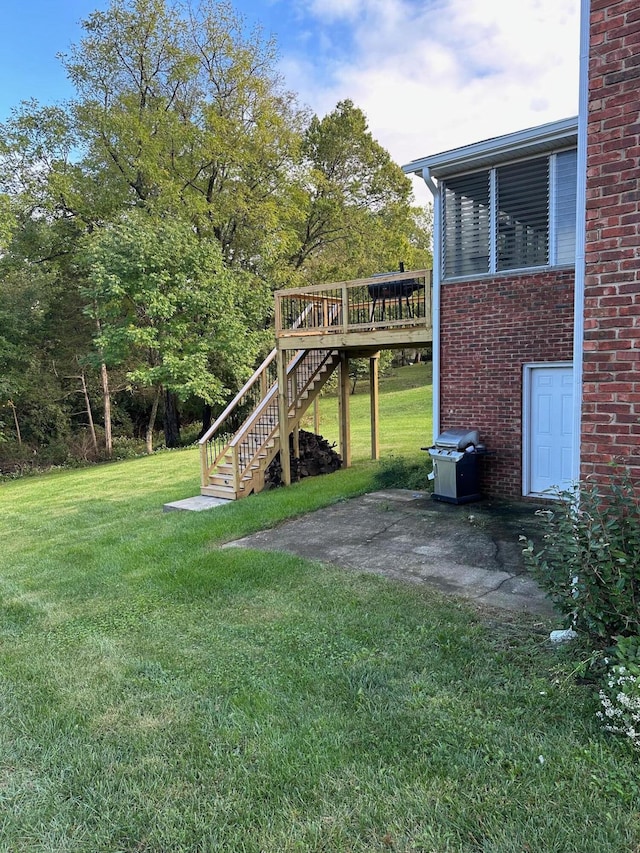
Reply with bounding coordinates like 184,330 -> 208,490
0,0 -> 581,204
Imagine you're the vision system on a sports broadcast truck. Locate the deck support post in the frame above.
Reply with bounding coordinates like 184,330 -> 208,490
313,398 -> 320,435
369,352 -> 380,460
291,367 -> 300,460
293,425 -> 300,459
277,347 -> 291,486
338,351 -> 351,468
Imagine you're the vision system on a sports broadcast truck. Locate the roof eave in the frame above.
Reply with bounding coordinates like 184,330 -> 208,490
402,116 -> 579,179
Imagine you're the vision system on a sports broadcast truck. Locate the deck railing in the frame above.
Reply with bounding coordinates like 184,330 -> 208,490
199,349 -> 279,488
274,269 -> 432,339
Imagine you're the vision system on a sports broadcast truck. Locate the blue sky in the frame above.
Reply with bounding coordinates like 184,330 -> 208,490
0,0 -> 581,203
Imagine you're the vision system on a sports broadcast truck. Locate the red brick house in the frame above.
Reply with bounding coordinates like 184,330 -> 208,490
403,0 -> 639,499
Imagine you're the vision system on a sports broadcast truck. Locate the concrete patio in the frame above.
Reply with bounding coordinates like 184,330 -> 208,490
225,489 -> 556,616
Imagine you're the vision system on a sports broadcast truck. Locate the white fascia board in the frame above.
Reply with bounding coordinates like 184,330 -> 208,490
402,116 -> 579,179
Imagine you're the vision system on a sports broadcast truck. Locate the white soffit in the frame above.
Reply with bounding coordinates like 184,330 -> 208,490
402,116 -> 579,179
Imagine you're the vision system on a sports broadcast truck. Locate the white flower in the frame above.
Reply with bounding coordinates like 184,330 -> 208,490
597,669 -> 640,750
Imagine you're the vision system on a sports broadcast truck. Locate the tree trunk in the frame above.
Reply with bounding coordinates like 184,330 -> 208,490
80,371 -> 99,455
200,403 -> 212,439
95,312 -> 113,457
163,390 -> 181,448
145,386 -> 161,454
8,401 -> 21,446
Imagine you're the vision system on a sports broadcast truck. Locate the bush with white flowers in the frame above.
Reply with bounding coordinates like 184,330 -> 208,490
596,636 -> 640,750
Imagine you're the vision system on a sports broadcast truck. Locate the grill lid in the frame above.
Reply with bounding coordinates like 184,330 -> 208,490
434,427 -> 480,451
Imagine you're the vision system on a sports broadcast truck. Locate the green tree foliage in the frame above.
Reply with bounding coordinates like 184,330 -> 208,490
0,260 -> 82,451
0,194 -> 14,250
0,0 -> 432,467
62,0 -> 304,264
82,211 -> 270,450
287,100 -> 431,284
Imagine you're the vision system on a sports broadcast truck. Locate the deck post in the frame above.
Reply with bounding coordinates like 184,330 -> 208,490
231,445 -> 240,496
369,352 -> 380,460
291,363 -> 300,459
341,282 -> 348,334
277,346 -> 291,486
338,351 -> 351,468
313,398 -> 320,434
200,442 -> 209,489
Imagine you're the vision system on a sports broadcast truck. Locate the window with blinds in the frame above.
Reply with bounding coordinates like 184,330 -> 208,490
554,149 -> 577,265
496,158 -> 549,270
443,171 -> 490,278
441,149 -> 577,280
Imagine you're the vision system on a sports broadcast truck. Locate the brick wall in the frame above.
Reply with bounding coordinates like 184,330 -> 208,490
582,0 -> 640,480
439,269 -> 575,497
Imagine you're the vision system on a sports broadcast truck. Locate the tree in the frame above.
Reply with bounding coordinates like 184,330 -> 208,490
62,0 -> 305,265
286,100 -> 431,282
82,210 -> 270,452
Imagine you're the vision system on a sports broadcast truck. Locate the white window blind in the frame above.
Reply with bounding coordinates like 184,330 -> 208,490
554,149 -> 577,265
443,171 -> 490,278
496,157 -> 549,271
441,149 -> 577,280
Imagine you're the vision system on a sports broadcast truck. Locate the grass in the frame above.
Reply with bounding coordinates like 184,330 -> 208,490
312,361 -> 433,462
0,366 -> 639,852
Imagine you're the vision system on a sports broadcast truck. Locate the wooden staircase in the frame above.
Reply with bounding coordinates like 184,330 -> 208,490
199,347 -> 340,500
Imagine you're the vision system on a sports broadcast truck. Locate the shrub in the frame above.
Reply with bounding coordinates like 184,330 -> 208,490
110,436 -> 149,460
596,635 -> 640,750
373,454 -> 432,492
522,472 -> 640,644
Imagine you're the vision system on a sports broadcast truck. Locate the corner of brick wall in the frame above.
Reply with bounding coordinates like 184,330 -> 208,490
582,0 -> 640,483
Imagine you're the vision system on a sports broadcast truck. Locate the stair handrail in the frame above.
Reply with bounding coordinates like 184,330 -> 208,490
198,302 -> 317,450
227,349 -> 309,450
198,348 -> 277,449
227,348 -> 338,487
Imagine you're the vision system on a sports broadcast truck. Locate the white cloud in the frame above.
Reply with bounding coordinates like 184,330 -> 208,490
306,0 -> 400,24
281,0 -> 581,204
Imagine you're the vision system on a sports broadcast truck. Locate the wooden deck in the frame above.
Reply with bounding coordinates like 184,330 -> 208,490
200,268 -> 433,499
274,269 -> 433,352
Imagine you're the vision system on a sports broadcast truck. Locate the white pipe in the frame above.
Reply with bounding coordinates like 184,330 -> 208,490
572,0 -> 590,484
422,166 -> 441,442
421,167 -> 438,197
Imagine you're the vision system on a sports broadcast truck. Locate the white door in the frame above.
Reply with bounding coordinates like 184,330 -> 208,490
527,365 -> 574,496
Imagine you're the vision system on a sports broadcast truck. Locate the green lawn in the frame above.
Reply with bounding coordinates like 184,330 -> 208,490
0,367 -> 639,852
311,362 -> 433,461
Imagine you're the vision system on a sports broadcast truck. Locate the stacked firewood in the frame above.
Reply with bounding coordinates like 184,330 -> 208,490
265,430 -> 342,488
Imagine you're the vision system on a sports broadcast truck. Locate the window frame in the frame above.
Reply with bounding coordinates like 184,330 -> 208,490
440,147 -> 577,282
